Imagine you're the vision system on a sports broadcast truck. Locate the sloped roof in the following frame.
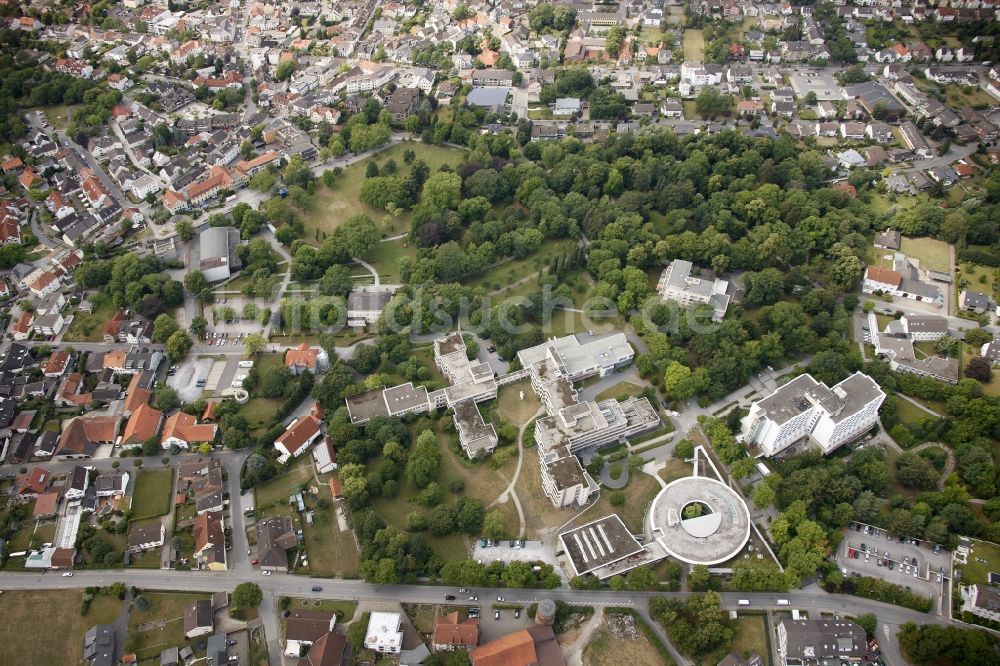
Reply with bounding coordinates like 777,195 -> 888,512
276,415 -> 321,456
122,403 -> 163,444
161,412 -> 217,445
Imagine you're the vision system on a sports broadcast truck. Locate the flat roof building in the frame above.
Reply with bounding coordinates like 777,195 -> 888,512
364,612 -> 403,654
741,372 -> 885,457
656,260 -> 730,322
647,476 -> 750,565
777,619 -> 866,665
198,226 -> 241,283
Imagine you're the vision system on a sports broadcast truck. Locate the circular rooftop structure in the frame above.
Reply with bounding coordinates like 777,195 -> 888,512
647,476 -> 751,565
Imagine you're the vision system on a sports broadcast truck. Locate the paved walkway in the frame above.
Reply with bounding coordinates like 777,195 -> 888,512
599,462 -> 629,489
491,407 -> 544,538
353,256 -> 380,286
911,441 -> 956,490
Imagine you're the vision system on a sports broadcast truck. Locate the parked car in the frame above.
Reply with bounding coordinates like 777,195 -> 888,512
445,595 -> 455,601
262,570 -> 271,576
494,611 -> 500,620
311,586 -> 323,592
62,572 -> 73,577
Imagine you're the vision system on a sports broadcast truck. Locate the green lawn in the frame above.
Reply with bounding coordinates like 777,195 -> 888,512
236,397 -> 282,434
955,538 -> 1000,586
302,143 -> 466,241
300,484 -> 359,578
683,29 -> 705,61
566,471 -> 662,534
128,591 -> 212,661
704,614 -> 771,666
255,456 -> 316,509
131,469 -> 174,519
365,238 -> 418,284
894,394 -> 939,424
900,236 -> 951,274
497,380 -> 541,426
87,593 -> 125,626
595,381 -> 647,402
958,263 -> 996,300
63,299 -> 118,343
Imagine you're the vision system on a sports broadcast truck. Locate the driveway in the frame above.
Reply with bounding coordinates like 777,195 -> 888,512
167,356 -> 214,403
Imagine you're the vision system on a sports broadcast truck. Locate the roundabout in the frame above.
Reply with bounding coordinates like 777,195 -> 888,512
647,476 -> 751,565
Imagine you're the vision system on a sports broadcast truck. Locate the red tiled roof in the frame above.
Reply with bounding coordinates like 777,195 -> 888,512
865,266 -> 901,287
276,415 -> 321,456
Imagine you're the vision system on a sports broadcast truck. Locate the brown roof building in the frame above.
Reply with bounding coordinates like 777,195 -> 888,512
298,633 -> 348,666
56,414 -> 120,457
470,625 -> 565,666
161,412 -> 218,449
432,612 -> 480,651
183,599 -> 214,639
193,510 -> 227,570
121,403 -> 163,447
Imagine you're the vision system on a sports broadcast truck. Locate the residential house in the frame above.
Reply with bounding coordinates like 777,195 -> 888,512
285,343 -> 329,375
127,520 -> 165,554
275,413 -> 323,464
256,515 -> 296,571
193,510 -> 227,571
56,415 -> 120,458
364,612 -> 403,654
121,403 -> 163,449
432,612 -> 480,652
160,412 -> 218,450
183,599 -> 214,639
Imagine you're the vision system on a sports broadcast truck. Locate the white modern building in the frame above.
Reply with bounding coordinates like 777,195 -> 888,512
656,260 -> 730,322
740,372 -> 885,457
364,612 -> 403,654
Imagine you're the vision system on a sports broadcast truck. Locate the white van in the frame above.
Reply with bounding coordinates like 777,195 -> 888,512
738,600 -> 750,606
776,599 -> 789,606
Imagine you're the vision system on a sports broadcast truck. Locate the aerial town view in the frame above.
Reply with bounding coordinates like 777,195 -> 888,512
2,0 -> 1000,663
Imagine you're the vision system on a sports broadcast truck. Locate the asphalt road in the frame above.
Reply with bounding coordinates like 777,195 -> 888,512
0,570 -> 943,665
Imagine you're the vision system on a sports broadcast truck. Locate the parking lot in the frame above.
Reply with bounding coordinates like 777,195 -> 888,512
167,357 -> 215,403
472,539 -> 558,569
837,522 -> 950,603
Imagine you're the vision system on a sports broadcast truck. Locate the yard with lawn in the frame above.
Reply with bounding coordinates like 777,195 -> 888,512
683,29 -> 705,61
954,538 -> 1000,586
285,598 -> 358,623
131,469 -> 175,520
43,104 -> 82,130
583,624 -> 665,666
86,592 -> 126,626
127,591 -> 212,661
497,380 -> 541,426
63,298 -> 118,342
0,590 -> 93,666
595,381 -> 647,403
255,455 -> 317,509
900,236 -> 951,274
299,484 -> 359,578
958,263 -> 997,300
301,142 -> 467,241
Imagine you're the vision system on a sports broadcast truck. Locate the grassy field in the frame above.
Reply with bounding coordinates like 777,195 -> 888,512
43,104 -> 82,130
595,381 -> 647,402
131,469 -> 174,519
128,591 -> 212,660
300,484 -> 359,578
0,590 -> 92,665
900,236 -> 951,273
583,626 -> 665,666
497,380 -> 540,426
683,29 -> 705,61
704,614 -> 771,666
302,143 -> 466,241
955,538 -> 1000,586
255,456 -> 316,509
365,238 -> 418,284
516,449 -> 576,537
63,299 -> 118,342
237,397 -> 282,434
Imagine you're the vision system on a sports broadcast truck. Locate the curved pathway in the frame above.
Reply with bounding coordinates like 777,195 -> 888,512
490,406 -> 545,538
353,256 -> 380,286
599,462 -> 629,489
910,441 -> 956,490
